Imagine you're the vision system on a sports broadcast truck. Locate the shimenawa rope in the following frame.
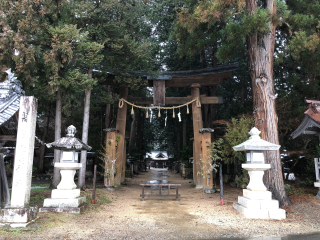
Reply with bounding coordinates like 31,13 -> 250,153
118,97 -> 201,110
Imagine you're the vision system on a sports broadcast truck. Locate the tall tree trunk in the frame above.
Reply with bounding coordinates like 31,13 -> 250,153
246,0 -> 292,207
105,85 -> 113,129
51,88 -> 62,188
177,120 -> 181,160
183,119 -> 187,147
115,85 -> 128,185
210,42 -> 218,129
203,102 -> 209,128
136,109 -> 144,161
78,68 -> 93,190
212,42 -> 218,67
129,112 -> 136,152
209,86 -> 217,129
38,109 -> 50,174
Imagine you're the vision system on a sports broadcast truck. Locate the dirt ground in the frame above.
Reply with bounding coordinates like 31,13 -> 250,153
1,168 -> 320,240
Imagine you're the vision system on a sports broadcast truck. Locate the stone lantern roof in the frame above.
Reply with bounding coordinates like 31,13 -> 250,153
233,127 -> 280,152
46,125 -> 92,151
199,128 -> 214,133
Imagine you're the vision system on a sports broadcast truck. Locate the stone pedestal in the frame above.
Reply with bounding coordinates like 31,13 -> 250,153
0,207 -> 38,228
39,163 -> 87,213
314,182 -> 320,199
233,164 -> 286,220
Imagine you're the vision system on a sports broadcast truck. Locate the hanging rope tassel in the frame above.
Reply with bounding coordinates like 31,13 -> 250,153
119,99 -> 124,108
158,107 -> 161,117
131,106 -> 134,115
187,104 -> 189,114
173,108 -> 175,118
146,109 -> 149,118
196,97 -> 201,108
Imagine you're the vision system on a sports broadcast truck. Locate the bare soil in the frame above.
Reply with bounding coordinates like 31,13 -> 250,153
1,168 -> 320,240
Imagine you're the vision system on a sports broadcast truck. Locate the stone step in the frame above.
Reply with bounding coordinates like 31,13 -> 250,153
233,203 -> 269,219
234,203 -> 286,220
42,196 -> 86,208
39,203 -> 87,214
51,189 -> 80,199
243,189 -> 272,200
269,209 -> 286,220
238,196 -> 279,210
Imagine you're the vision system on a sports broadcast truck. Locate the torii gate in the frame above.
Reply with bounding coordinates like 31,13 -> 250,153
104,63 -> 239,187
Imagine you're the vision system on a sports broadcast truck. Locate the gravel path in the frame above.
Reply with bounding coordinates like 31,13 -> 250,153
1,168 -> 320,239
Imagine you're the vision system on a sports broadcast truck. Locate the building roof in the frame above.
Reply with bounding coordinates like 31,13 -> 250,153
0,69 -> 25,128
291,100 -> 320,139
146,151 -> 169,160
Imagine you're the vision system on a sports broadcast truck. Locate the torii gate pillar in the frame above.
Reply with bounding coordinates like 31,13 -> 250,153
115,85 -> 128,185
191,84 -> 204,188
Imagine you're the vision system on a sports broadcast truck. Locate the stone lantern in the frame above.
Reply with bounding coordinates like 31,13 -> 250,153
39,125 -> 91,213
233,127 -> 286,219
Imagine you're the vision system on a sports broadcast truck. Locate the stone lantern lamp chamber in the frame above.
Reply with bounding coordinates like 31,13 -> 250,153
39,125 -> 91,213
233,127 -> 286,220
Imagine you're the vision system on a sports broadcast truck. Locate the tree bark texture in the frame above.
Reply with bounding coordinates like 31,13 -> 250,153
183,119 -> 187,147
209,86 -> 217,129
246,0 -> 292,207
203,102 -> 210,128
52,88 -> 62,188
136,109 -> 144,160
115,85 -> 128,185
105,85 -> 113,129
38,110 -> 50,174
129,112 -> 136,152
177,121 -> 181,160
78,69 -> 93,189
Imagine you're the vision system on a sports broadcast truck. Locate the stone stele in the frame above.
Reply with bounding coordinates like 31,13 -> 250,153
0,96 -> 39,228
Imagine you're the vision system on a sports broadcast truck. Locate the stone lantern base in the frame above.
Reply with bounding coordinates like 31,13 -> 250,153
39,165 -> 87,214
314,182 -> 320,199
39,189 -> 86,214
233,164 -> 286,220
233,189 -> 286,220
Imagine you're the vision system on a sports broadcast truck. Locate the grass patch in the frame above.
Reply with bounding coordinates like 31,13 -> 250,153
99,196 -> 112,204
29,188 -> 51,206
31,184 -> 50,187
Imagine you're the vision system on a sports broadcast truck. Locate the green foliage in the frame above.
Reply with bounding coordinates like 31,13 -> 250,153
301,156 -> 316,186
212,116 -> 254,164
99,196 -> 112,204
184,161 -> 193,168
180,146 -> 192,160
285,184 -> 294,195
234,170 -> 249,188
